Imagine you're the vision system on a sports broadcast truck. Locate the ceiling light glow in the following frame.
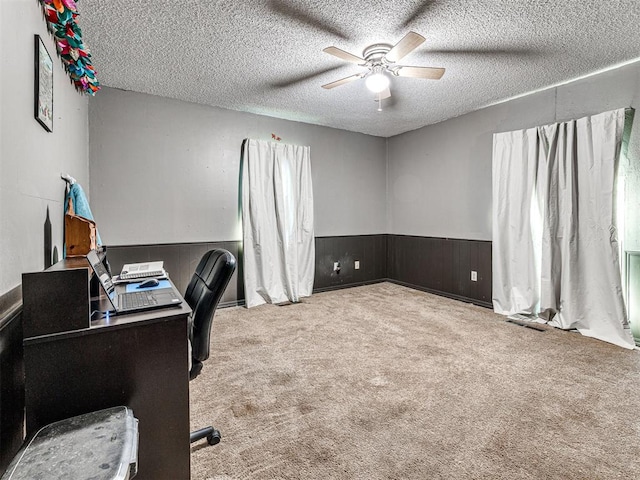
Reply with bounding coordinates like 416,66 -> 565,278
365,72 -> 389,93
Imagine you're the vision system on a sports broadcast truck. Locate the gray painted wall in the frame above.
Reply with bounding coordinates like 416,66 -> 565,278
0,1 -> 89,296
89,88 -> 387,245
387,62 -> 640,244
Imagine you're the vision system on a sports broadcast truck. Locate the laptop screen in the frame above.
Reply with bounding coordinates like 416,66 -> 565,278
86,250 -> 118,309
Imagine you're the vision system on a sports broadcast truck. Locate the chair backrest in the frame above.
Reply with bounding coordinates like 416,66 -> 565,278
185,249 -> 236,378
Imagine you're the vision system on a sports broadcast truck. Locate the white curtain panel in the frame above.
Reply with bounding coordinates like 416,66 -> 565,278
241,139 -> 315,308
492,127 -> 543,315
492,109 -> 634,349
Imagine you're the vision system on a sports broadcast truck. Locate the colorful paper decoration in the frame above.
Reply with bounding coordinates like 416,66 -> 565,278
38,0 -> 100,95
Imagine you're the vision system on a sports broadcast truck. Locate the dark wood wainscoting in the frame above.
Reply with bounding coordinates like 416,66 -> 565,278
387,235 -> 492,307
0,286 -> 25,472
106,234 -> 492,307
314,235 -> 387,291
106,235 -> 389,305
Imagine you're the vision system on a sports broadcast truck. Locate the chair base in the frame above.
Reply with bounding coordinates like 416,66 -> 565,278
189,360 -> 203,380
190,426 -> 221,446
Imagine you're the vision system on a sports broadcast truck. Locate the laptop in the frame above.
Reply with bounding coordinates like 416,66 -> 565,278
87,250 -> 182,314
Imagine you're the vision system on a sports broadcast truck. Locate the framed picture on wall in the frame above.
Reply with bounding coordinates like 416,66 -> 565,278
34,35 -> 53,132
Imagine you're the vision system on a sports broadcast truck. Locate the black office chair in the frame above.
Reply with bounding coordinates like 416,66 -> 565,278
186,249 -> 236,446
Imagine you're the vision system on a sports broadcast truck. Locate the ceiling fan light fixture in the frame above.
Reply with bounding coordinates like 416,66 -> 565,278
365,72 -> 390,93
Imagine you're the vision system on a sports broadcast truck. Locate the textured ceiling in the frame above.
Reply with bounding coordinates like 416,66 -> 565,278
80,0 -> 640,137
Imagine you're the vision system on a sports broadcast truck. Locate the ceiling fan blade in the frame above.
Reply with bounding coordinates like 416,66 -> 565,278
385,31 -> 425,63
394,66 -> 445,79
323,47 -> 365,64
321,74 -> 363,89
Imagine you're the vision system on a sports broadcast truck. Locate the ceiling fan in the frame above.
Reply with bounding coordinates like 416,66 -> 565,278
321,32 -> 445,107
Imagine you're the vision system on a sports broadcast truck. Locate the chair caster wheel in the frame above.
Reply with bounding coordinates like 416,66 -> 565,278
207,430 -> 221,445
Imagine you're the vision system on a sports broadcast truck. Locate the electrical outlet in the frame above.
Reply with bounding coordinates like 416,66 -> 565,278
354,260 -> 360,270
471,271 -> 478,282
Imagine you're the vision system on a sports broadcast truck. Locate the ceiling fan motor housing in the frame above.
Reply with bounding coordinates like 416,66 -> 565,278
362,44 -> 393,64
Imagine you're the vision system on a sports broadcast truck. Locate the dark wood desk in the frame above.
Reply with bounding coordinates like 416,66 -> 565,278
22,257 -> 192,480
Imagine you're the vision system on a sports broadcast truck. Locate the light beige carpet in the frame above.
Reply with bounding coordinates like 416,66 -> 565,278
189,282 -> 640,479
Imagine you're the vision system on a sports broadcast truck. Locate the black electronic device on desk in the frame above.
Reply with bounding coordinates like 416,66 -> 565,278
139,278 -> 160,288
86,250 -> 181,315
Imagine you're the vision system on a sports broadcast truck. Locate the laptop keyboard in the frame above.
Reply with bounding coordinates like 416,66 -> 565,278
119,291 -> 158,310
